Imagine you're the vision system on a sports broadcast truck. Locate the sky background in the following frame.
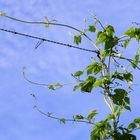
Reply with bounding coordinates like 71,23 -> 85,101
0,0 -> 140,140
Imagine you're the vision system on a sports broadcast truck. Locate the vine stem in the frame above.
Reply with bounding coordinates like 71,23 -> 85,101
35,105 -> 95,125
30,94 -> 95,125
1,14 -> 100,51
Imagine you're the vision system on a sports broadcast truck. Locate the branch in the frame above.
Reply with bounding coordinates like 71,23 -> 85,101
23,67 -> 73,90
35,106 -> 94,125
30,94 -> 94,125
114,55 -> 140,70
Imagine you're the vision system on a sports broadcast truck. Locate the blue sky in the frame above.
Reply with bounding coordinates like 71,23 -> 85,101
0,0 -> 140,140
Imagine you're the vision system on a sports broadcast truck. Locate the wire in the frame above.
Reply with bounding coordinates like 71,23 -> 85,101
0,28 -> 97,53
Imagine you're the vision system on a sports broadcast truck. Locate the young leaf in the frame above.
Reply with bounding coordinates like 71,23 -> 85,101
74,71 -> 84,77
105,114 -> 115,121
45,20 -> 50,28
131,54 -> 139,69
54,83 -> 63,87
127,122 -> 137,130
73,84 -> 81,91
87,110 -> 97,120
123,39 -> 131,48
105,25 -> 115,36
88,25 -> 96,32
134,117 -> 140,123
123,72 -> 133,82
74,35 -> 81,45
124,27 -> 136,38
59,118 -> 66,124
81,76 -> 96,93
0,12 -> 6,16
90,121 -> 111,140
93,79 -> 103,87
112,70 -> 124,81
75,114 -> 84,119
86,62 -> 102,75
124,105 -> 131,111
96,31 -> 107,44
48,85 -> 55,90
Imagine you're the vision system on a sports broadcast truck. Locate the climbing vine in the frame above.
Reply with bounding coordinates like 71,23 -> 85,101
1,12 -> 140,139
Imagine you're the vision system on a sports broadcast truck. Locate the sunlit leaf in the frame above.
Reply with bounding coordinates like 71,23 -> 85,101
81,76 -> 96,93
105,25 -> 115,36
74,35 -> 81,45
73,84 -> 81,91
128,122 -> 137,130
59,118 -> 66,124
132,54 -> 139,69
96,31 -> 107,44
124,27 -> 136,38
48,85 -> 55,90
93,79 -> 103,87
86,62 -> 102,75
74,71 -> 84,77
87,110 -> 97,120
75,114 -> 84,119
123,39 -> 131,48
88,25 -> 96,32
123,72 -> 133,82
134,117 -> 140,123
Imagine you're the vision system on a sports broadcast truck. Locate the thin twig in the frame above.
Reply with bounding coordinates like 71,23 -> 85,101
35,106 -> 94,125
1,14 -> 99,51
30,94 -> 94,125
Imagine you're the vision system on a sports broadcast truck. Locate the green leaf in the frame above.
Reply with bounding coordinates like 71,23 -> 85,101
74,71 -> 84,77
90,121 -> 111,140
59,118 -> 66,124
0,12 -> 6,16
128,122 -> 137,130
75,114 -> 84,119
104,36 -> 118,50
124,105 -> 131,111
112,88 -> 128,106
123,72 -> 133,82
81,76 -> 96,93
112,70 -> 124,81
105,25 -> 115,36
123,39 -> 131,48
48,85 -> 55,90
87,110 -> 97,120
114,106 -> 119,113
124,27 -> 136,38
86,62 -> 102,75
74,35 -> 81,45
54,83 -> 63,87
124,97 -> 130,105
102,76 -> 112,85
119,134 -> 136,140
88,25 -> 96,32
105,114 -> 115,121
134,117 -> 140,123
45,20 -> 50,28
93,79 -> 103,87
132,54 -> 139,69
114,88 -> 128,96
96,31 -> 107,44
73,84 -> 81,91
